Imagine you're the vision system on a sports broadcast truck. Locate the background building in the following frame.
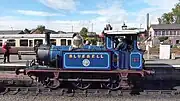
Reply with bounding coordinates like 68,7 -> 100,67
149,24 -> 180,46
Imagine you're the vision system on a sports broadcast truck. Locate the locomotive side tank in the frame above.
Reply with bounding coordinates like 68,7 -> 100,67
37,32 -> 106,67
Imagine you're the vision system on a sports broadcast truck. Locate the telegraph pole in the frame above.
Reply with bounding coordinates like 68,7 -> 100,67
147,13 -> 150,60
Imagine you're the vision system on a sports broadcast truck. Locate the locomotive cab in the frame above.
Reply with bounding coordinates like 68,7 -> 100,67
104,28 -> 145,70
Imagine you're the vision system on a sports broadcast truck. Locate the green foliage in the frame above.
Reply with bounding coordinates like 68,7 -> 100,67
90,37 -> 98,45
85,35 -> 98,45
37,25 -> 45,34
79,27 -> 99,45
158,18 -> 162,24
159,2 -> 180,24
172,2 -> 180,23
80,27 -> 88,38
158,36 -> 168,42
173,45 -> 177,48
162,12 -> 174,24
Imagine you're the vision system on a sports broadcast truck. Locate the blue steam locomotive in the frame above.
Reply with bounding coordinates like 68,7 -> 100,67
16,25 -> 153,91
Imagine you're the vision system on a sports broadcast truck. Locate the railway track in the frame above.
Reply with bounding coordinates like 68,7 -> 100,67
0,86 -> 180,97
0,71 -> 180,97
0,80 -> 180,97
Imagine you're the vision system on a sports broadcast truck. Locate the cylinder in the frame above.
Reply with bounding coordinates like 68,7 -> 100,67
45,32 -> 50,45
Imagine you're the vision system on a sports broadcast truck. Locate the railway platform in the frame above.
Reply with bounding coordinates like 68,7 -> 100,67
0,55 -> 35,71
0,55 -> 180,71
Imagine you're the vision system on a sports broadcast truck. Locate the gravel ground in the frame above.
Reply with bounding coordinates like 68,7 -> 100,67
0,95 -> 180,101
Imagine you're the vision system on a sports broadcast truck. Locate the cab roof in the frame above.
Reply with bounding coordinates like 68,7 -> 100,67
104,29 -> 145,35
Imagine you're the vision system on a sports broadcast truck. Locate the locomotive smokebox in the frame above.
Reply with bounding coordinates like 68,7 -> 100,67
36,32 -> 51,65
45,32 -> 51,45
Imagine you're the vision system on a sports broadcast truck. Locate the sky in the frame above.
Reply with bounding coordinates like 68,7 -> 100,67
0,0 -> 179,33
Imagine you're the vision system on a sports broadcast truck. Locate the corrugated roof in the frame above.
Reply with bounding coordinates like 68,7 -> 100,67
0,30 -> 23,35
151,24 -> 180,30
30,29 -> 57,34
0,29 -> 76,35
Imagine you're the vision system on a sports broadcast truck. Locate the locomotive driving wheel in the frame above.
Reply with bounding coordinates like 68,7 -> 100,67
72,78 -> 91,90
102,74 -> 121,91
27,74 -> 36,86
46,79 -> 61,90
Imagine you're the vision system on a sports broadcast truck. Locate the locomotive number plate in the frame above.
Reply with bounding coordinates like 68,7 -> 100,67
63,51 -> 111,70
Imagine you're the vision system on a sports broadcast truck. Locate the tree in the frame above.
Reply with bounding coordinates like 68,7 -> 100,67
80,27 -> 88,38
158,18 -> 162,24
161,12 -> 174,24
37,25 -> 46,34
79,27 -> 99,45
172,2 -> 180,23
90,37 -> 98,45
86,32 -> 98,45
159,2 -> 180,24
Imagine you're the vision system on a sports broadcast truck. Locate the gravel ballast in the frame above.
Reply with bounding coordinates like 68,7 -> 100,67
0,94 -> 180,101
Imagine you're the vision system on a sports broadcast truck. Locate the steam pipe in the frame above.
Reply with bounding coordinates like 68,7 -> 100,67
45,32 -> 51,45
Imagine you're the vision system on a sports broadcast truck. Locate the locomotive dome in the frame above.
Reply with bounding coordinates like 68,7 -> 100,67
72,34 -> 84,48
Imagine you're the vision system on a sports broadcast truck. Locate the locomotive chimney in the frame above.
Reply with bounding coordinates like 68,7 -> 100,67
45,32 -> 51,45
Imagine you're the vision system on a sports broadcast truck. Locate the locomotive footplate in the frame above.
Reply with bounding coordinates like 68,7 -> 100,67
24,69 -> 154,76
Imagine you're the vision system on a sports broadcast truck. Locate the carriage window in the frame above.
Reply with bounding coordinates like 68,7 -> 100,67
61,39 -> 66,45
176,40 -> 179,44
20,39 -> 28,46
68,40 -> 71,45
34,39 -> 43,45
29,40 -> 33,47
0,40 -> 2,46
50,39 -> 56,45
7,39 -> 15,46
178,31 -> 180,35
